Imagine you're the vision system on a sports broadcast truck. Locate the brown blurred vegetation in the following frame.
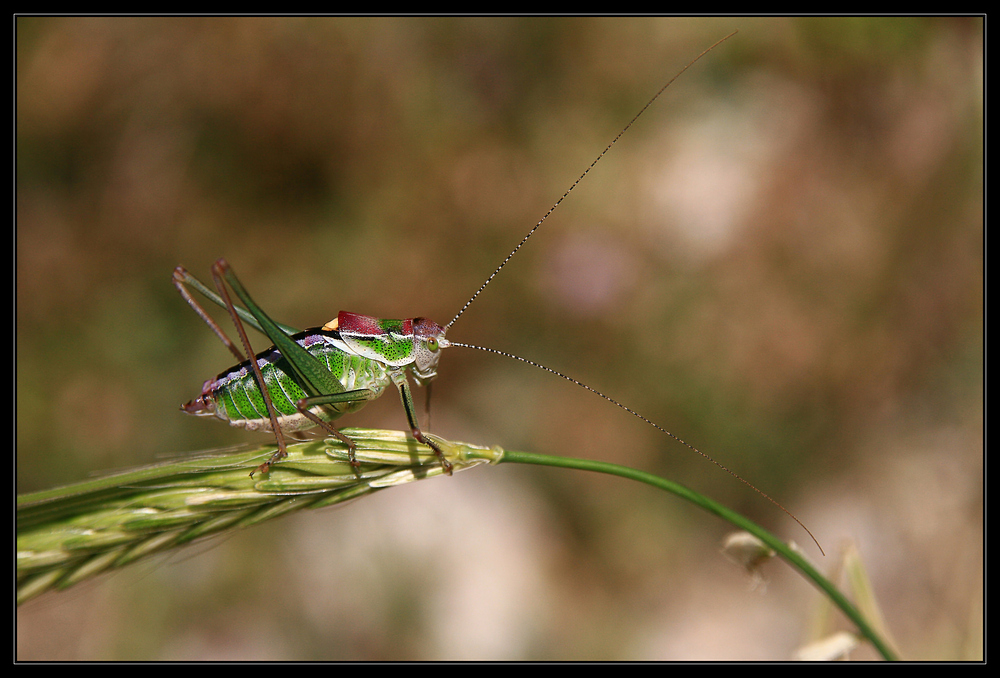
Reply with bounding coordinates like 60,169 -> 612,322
17,17 -> 981,660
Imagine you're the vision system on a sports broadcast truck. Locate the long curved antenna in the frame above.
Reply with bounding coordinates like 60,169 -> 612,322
446,30 -> 738,330
450,340 -> 825,556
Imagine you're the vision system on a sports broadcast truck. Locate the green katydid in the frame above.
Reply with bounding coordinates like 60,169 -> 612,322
174,31 -> 823,554
173,260 -> 455,477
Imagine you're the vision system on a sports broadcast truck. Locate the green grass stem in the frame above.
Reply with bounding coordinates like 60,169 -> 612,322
17,428 -> 895,660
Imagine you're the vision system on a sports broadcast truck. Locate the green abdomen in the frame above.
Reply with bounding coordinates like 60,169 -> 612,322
186,329 -> 390,433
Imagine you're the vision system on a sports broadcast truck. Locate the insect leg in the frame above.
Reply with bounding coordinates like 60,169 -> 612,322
215,260 -> 347,400
173,266 -> 246,362
391,371 -> 453,475
424,381 -> 433,430
293,388 -> 384,475
209,260 -> 291,477
173,265 -> 302,340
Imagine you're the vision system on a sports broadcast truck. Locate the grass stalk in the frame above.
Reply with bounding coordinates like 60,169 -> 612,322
17,428 -> 896,660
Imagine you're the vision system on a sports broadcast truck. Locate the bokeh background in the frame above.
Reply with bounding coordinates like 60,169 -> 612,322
17,17 -> 982,660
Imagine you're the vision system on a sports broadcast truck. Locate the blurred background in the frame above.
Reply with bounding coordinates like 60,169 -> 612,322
17,17 -> 982,660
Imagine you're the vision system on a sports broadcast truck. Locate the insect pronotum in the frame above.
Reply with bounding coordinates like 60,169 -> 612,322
174,31 -> 824,555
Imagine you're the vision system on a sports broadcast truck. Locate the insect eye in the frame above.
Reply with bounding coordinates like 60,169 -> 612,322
427,338 -> 438,351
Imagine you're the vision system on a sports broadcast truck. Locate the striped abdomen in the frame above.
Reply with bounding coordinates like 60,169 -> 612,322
183,328 -> 390,433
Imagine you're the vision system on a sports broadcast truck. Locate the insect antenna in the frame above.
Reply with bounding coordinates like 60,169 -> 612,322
446,30 -> 738,331
449,340 -> 825,556
441,31 -> 822,554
